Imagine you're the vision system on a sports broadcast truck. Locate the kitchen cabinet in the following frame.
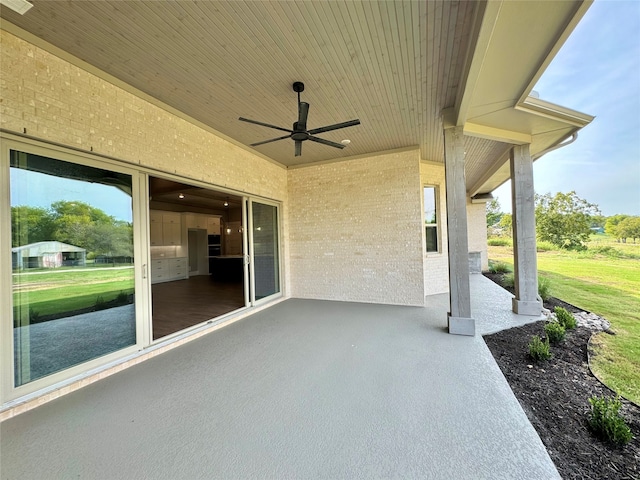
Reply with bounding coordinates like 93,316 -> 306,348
162,213 -> 182,246
150,210 -> 182,246
149,212 -> 164,246
185,213 -> 210,230
151,257 -> 188,284
207,217 -> 221,235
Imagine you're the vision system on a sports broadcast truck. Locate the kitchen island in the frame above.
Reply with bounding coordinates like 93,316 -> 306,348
209,255 -> 244,282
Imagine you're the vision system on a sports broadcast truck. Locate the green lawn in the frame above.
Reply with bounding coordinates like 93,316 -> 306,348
488,242 -> 640,405
12,266 -> 134,320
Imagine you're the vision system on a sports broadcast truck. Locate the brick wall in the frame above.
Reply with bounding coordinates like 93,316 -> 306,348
466,200 -> 489,271
1,29 -> 291,294
288,149 -> 425,306
0,30 -> 287,202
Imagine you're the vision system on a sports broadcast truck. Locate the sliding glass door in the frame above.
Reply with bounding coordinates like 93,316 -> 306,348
249,200 -> 280,302
7,149 -> 138,387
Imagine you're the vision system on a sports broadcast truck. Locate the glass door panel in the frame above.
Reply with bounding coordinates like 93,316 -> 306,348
10,150 -> 136,386
250,201 -> 280,300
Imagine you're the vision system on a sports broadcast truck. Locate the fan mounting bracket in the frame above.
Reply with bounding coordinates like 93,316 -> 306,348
292,81 -> 305,93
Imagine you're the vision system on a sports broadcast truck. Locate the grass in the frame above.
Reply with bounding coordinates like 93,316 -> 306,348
12,266 -> 134,321
488,238 -> 640,404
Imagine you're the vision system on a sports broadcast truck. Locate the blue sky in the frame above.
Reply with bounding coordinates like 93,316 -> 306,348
11,168 -> 133,222
493,0 -> 640,216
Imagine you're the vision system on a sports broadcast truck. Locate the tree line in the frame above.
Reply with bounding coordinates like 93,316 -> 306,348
11,200 -> 133,259
486,191 -> 640,249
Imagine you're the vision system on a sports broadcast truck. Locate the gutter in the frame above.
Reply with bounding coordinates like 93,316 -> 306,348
532,132 -> 579,161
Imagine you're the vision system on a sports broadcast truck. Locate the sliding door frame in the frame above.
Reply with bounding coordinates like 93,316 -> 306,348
247,198 -> 283,307
0,135 -> 147,403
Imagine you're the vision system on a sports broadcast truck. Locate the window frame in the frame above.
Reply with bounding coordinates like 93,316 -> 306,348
423,185 -> 441,254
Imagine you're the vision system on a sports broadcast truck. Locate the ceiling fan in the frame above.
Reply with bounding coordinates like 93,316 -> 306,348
239,82 -> 360,157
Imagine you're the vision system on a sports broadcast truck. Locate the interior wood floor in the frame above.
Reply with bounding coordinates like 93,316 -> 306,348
152,275 -> 245,340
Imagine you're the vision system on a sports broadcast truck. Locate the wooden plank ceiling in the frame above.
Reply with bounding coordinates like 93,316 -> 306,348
1,0 -> 505,178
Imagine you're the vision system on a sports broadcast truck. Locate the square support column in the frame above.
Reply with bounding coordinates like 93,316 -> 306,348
444,126 -> 475,335
510,144 -> 542,316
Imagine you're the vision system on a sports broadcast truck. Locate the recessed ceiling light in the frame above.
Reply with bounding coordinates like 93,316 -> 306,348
178,193 -> 185,199
341,139 -> 351,145
0,0 -> 33,15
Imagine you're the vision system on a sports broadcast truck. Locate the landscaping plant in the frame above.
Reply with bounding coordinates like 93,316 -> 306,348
488,261 -> 511,274
554,306 -> 577,330
545,321 -> 566,343
528,335 -> 551,362
588,395 -> 633,445
538,276 -> 551,302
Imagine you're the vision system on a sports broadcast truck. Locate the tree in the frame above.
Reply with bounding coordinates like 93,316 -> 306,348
535,191 -> 601,250
616,216 -> 640,243
498,213 -> 512,236
486,198 -> 503,227
49,200 -> 116,253
10,206 -> 55,247
605,214 -> 630,241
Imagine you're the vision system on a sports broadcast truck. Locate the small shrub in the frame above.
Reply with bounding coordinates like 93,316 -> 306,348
488,237 -> 512,247
589,245 -> 623,258
29,307 -> 41,323
536,241 -> 556,252
502,273 -> 515,288
555,306 -> 577,330
588,396 -> 633,445
538,276 -> 551,302
489,261 -> 511,274
544,321 -> 566,343
94,296 -> 108,311
528,335 -> 551,362
115,290 -> 129,305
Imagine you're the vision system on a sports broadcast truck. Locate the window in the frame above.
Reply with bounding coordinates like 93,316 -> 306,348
424,186 -> 439,253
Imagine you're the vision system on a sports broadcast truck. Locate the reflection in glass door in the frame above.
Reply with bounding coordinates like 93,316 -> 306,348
250,201 -> 280,301
9,150 -> 136,386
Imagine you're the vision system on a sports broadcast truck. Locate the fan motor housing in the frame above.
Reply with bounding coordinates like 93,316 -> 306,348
291,130 -> 309,141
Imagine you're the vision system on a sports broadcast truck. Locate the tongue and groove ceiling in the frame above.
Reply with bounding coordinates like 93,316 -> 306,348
0,0 -> 593,195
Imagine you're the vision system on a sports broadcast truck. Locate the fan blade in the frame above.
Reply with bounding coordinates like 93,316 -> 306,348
239,117 -> 293,134
298,102 -> 309,130
295,140 -> 302,157
250,134 -> 291,147
307,119 -> 360,135
307,136 -> 345,149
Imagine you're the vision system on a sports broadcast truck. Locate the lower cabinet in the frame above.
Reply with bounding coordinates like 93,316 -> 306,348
151,257 -> 188,284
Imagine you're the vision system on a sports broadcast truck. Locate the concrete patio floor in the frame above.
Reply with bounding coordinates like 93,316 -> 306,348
0,275 -> 555,479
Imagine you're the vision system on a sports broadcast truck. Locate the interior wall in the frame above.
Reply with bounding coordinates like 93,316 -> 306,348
288,149 -> 425,306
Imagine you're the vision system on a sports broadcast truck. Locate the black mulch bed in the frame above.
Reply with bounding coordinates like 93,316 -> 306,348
482,273 -> 640,479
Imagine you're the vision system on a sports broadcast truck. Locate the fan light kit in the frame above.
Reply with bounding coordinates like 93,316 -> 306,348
240,82 -> 360,157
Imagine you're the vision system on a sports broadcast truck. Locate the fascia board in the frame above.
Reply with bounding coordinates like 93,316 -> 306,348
516,96 -> 595,128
